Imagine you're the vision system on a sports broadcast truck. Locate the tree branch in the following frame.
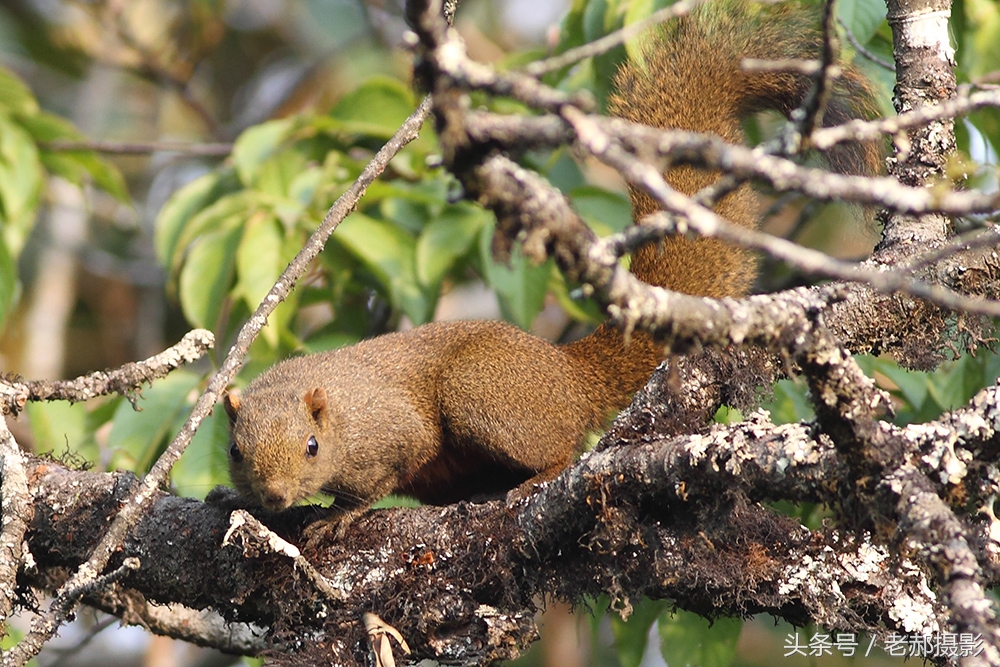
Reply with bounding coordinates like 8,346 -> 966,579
1,329 -> 215,416
41,139 -> 233,156
0,418 -> 31,628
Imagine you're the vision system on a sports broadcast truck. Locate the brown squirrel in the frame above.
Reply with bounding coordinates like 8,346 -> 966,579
223,2 -> 881,519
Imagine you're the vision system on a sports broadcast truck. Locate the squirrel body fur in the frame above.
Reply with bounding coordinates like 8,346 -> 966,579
224,1 -> 880,517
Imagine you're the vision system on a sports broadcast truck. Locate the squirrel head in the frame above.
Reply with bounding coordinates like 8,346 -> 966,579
224,386 -> 339,512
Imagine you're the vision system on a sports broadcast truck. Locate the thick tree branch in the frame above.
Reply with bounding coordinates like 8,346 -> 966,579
0,418 -> 31,628
9,438 -> 935,666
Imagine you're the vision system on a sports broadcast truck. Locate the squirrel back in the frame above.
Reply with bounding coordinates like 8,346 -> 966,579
225,1 -> 881,518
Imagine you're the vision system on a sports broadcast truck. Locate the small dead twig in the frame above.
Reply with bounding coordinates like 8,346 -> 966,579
223,510 -> 349,603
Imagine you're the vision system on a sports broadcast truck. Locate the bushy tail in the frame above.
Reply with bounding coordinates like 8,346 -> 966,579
611,1 -> 882,182
566,0 -> 882,416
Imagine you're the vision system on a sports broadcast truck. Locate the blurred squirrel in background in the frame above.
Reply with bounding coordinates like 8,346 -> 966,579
223,0 -> 881,524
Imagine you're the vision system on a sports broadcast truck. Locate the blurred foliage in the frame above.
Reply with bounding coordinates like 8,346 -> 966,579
0,65 -> 126,330
1,0 -> 999,665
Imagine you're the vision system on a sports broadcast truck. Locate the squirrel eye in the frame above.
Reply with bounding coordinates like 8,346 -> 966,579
306,435 -> 319,458
229,442 -> 243,463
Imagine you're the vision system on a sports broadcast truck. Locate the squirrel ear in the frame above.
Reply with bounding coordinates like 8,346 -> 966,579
304,387 -> 327,426
223,391 -> 241,425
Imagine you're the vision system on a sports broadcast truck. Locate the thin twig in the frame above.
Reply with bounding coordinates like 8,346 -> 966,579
902,225 -> 1000,273
600,116 -> 1000,215
70,558 -> 141,599
836,17 -> 895,71
741,58 -> 822,75
0,329 -> 216,416
223,510 -> 349,602
523,0 -> 707,77
39,614 -> 120,667
786,0 -> 839,152
563,106 -> 1000,317
812,88 -> 1000,150
41,139 -> 232,157
5,557 -> 141,664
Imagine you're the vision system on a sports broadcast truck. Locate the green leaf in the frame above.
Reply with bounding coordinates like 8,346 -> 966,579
380,195 -> 430,235
416,203 -> 491,288
968,108 -> 1000,172
0,113 -> 43,254
336,213 -> 435,324
107,370 -> 203,473
232,118 -> 297,186
172,407 -> 230,499
611,599 -> 669,667
555,0 -> 588,53
541,148 -> 587,194
714,405 -> 744,424
837,0 -> 886,46
167,190 -> 258,277
288,165 -> 324,210
546,264 -> 603,324
658,611 -> 742,667
370,178 -> 450,229
255,148 -> 310,199
983,349 -> 1000,385
86,395 -> 123,435
966,0 -> 1000,81
330,77 -> 415,138
570,186 -> 633,235
262,158 -> 322,229
302,331 -> 359,354
236,212 -> 285,308
0,66 -> 39,116
926,354 -> 983,414
1,625 -> 38,667
376,178 -> 454,233
760,378 -> 814,424
0,234 -> 16,331
479,224 -> 550,329
179,224 -> 242,329
154,169 -> 240,269
38,148 -> 130,203
581,0 -> 627,105
26,401 -> 89,456
623,0 -> 665,64
582,0 -> 613,44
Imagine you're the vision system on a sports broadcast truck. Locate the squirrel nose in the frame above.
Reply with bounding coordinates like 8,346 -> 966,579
259,486 -> 292,512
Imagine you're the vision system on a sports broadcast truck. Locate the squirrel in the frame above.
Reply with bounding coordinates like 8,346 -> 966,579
223,1 -> 881,520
